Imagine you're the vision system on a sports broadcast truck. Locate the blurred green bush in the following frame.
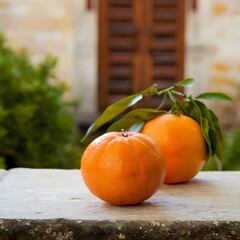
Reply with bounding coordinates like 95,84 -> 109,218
222,128 -> 240,170
0,33 -> 82,169
203,127 -> 240,171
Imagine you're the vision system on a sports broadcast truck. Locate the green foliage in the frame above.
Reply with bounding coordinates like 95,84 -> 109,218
196,92 -> 233,102
107,108 -> 165,133
178,99 -> 224,169
81,84 -> 159,141
82,78 -> 233,170
0,33 -> 82,169
224,128 -> 240,170
0,156 -> 6,169
203,128 -> 240,171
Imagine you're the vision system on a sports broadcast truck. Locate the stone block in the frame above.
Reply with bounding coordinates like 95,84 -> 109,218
0,169 -> 239,239
0,170 -> 7,181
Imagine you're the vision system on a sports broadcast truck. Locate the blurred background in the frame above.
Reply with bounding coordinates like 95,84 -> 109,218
0,0 -> 239,170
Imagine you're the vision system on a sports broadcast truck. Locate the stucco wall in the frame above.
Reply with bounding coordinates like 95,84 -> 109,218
209,0 -> 240,95
186,0 -> 240,128
0,0 -> 76,96
209,0 -> 240,127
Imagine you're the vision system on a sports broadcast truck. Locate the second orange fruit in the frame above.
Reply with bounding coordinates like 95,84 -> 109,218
142,114 -> 207,184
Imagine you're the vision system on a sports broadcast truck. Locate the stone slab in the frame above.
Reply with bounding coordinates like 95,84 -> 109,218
0,168 -> 239,239
0,170 -> 7,181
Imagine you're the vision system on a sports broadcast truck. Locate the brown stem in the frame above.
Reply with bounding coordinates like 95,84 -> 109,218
121,129 -> 128,137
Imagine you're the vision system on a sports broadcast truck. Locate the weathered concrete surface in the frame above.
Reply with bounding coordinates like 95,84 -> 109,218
0,168 -> 239,239
0,170 -> 7,181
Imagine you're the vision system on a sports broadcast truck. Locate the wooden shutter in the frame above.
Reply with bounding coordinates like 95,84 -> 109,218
145,0 -> 185,107
98,0 -> 185,111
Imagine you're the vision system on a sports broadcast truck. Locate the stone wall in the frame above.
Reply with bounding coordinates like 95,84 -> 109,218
209,0 -> 240,128
186,0 -> 240,128
0,0 -> 76,98
210,0 -> 240,94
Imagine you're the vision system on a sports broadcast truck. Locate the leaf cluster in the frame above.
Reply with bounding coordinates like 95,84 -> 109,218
0,33 -> 82,169
82,78 -> 233,169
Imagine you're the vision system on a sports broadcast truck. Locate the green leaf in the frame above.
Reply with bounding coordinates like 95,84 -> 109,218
194,100 -> 224,159
178,100 -> 212,161
209,109 -> 225,161
196,102 -> 224,138
107,108 -> 165,132
209,109 -> 224,142
129,122 -> 145,132
178,100 -> 201,122
201,117 -> 212,161
196,92 -> 233,102
179,98 -> 224,167
175,78 -> 195,87
81,84 -> 159,141
214,157 -> 222,171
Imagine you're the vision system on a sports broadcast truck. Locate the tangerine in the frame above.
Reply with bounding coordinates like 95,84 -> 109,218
141,114 -> 206,184
81,131 -> 166,205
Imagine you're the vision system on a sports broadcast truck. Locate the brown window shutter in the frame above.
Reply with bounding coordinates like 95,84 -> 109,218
98,0 -> 185,111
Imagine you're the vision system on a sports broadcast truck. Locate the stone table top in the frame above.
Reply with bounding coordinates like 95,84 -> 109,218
0,168 -> 239,239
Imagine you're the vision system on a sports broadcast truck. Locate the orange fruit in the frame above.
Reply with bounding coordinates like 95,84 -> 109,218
81,131 -> 166,205
141,114 -> 207,184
